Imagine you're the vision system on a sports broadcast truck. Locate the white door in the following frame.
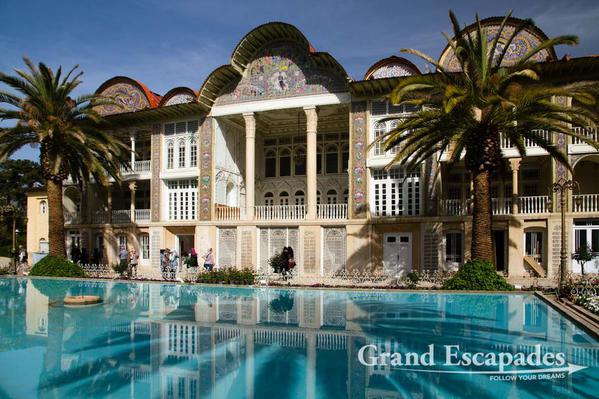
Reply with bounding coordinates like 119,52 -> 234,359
383,233 -> 412,276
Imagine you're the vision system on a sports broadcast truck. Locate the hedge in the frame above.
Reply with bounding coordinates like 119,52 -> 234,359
30,255 -> 85,278
442,260 -> 514,291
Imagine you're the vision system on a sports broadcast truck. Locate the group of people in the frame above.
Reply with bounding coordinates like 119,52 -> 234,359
279,246 -> 296,277
69,245 -> 104,265
118,246 -> 139,278
160,247 -> 215,281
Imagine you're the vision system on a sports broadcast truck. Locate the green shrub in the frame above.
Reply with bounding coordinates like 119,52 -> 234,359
197,267 -> 256,285
30,255 -> 85,278
404,271 -> 420,288
268,253 -> 287,273
112,261 -> 129,277
442,260 -> 514,291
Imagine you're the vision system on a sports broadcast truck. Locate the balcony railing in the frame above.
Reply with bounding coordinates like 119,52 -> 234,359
519,196 -> 549,214
112,210 -> 131,224
91,211 -> 107,224
492,198 -> 512,215
572,126 -> 599,145
500,129 -> 551,149
440,199 -> 468,216
120,160 -> 151,174
64,211 -> 80,224
215,205 -> 241,221
317,204 -> 348,220
255,205 -> 306,220
574,194 -> 599,213
134,209 -> 151,221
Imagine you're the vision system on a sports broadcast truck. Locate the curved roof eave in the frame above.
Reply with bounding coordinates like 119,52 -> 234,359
159,87 -> 198,107
95,76 -> 161,109
438,16 -> 557,66
363,56 -> 421,80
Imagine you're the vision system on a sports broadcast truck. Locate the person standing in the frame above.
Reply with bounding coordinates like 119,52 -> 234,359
118,246 -> 129,276
71,245 -> 81,264
129,249 -> 139,278
92,248 -> 101,265
80,248 -> 89,265
202,248 -> 214,271
169,248 -> 179,280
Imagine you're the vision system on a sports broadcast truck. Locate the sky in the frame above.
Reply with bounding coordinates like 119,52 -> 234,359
2,0 -> 599,162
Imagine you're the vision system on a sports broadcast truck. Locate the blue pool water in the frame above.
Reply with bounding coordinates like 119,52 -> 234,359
0,278 -> 597,398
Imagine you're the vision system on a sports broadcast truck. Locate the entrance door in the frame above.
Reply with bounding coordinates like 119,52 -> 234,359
525,231 -> 543,265
493,231 -> 506,272
176,234 -> 195,258
573,221 -> 599,274
383,233 -> 412,276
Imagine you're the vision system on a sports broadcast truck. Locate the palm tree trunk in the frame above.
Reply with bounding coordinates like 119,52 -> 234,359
470,169 -> 494,262
47,179 -> 66,257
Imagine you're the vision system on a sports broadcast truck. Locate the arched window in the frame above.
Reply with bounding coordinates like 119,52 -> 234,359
341,144 -> 349,172
279,191 -> 289,206
178,139 -> 186,168
325,144 -> 339,174
39,238 -> 48,253
279,148 -> 291,177
167,141 -> 174,169
265,150 -> 276,178
264,192 -> 274,206
374,122 -> 386,155
293,147 -> 306,176
326,189 -> 338,204
343,189 -> 349,204
190,138 -> 197,167
39,200 -> 47,215
294,190 -> 305,205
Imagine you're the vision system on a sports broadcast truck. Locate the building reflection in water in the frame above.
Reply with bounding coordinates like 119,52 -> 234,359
0,279 -> 596,398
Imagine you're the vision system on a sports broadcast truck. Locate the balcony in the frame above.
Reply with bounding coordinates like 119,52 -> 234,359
255,205 -> 306,221
492,198 -> 512,215
64,211 -> 81,224
215,205 -> 242,221
112,210 -> 131,224
440,199 -> 468,216
572,127 -> 599,145
134,209 -> 151,221
574,194 -> 599,213
317,204 -> 348,220
519,196 -> 549,214
120,160 -> 151,175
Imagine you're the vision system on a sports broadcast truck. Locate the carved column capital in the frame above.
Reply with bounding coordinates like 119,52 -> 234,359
303,106 -> 318,133
243,112 -> 256,138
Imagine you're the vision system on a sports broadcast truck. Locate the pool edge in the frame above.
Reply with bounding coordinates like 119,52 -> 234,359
535,291 -> 599,341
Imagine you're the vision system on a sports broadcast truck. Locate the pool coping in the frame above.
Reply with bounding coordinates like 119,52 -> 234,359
535,291 -> 599,341
3,275 -> 535,295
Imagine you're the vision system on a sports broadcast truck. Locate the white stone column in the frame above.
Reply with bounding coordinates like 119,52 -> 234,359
304,106 -> 318,219
510,158 -> 521,214
130,132 -> 136,171
129,181 -> 136,222
243,113 -> 256,220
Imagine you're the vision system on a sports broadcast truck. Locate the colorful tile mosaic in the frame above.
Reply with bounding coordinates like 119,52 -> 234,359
150,124 -> 161,222
217,41 -> 346,105
370,62 -> 416,79
350,101 -> 368,218
96,82 -> 151,116
199,117 -> 213,220
441,25 -> 551,72
163,94 -> 195,106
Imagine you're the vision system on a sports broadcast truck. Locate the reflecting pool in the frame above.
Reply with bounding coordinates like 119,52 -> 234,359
0,278 -> 597,398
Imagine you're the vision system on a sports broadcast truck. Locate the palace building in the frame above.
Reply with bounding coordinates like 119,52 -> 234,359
26,18 -> 599,277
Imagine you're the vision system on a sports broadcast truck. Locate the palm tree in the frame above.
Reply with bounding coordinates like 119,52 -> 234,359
379,11 -> 599,262
0,58 -> 128,258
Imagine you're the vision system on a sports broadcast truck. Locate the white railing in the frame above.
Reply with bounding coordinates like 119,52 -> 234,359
500,130 -> 551,149
317,204 -> 348,219
215,205 -> 241,221
573,194 -> 599,213
492,198 -> 512,215
134,209 -> 151,221
91,211 -> 107,224
64,211 -> 80,224
255,205 -> 306,220
572,126 -> 599,145
519,196 -> 549,214
120,160 -> 151,174
441,199 -> 467,216
112,209 -> 131,223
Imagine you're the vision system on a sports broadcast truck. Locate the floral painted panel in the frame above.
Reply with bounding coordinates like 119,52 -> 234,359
350,101 -> 368,218
441,26 -> 551,72
96,83 -> 150,116
199,117 -> 213,220
151,124 -> 161,222
370,63 -> 416,79
164,94 -> 195,106
217,41 -> 346,105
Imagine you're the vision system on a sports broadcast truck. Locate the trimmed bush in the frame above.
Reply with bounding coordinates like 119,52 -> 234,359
30,255 -> 85,278
196,267 -> 256,285
442,260 -> 514,291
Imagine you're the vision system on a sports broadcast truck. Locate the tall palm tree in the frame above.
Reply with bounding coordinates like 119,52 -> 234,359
0,58 -> 128,258
379,11 -> 599,262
